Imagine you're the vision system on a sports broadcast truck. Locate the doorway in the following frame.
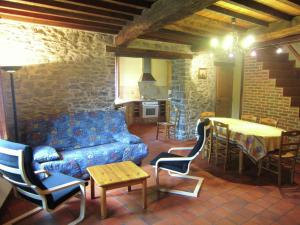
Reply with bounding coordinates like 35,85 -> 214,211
215,62 -> 234,117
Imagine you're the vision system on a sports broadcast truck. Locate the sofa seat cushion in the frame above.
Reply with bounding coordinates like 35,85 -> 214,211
113,132 -> 142,144
40,160 -> 82,178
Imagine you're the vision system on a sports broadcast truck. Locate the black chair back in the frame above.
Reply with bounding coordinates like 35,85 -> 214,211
188,119 -> 211,157
0,140 -> 49,207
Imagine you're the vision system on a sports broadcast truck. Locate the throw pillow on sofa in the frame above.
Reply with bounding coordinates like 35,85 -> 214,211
113,132 -> 142,144
33,145 -> 61,163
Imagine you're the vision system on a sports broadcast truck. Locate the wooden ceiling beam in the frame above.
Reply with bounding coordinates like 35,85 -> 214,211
175,14 -> 247,33
164,24 -> 219,38
255,34 -> 300,48
140,29 -> 205,45
0,12 -> 118,34
0,7 -> 120,32
104,0 -> 153,8
289,0 -> 300,6
62,0 -> 142,15
207,5 -> 269,27
106,46 -> 193,59
115,0 -> 219,46
15,0 -> 133,21
0,1 -> 126,26
230,0 -> 294,21
250,16 -> 300,42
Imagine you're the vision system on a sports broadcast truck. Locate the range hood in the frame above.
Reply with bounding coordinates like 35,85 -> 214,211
140,58 -> 156,81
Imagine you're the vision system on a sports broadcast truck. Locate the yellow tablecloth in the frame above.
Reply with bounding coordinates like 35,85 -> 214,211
210,117 -> 285,161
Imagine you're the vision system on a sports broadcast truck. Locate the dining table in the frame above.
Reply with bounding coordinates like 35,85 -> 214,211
209,117 -> 285,174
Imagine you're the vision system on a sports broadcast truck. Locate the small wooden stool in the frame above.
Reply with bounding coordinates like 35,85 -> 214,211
87,161 -> 150,219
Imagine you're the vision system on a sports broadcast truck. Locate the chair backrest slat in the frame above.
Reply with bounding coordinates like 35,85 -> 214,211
279,130 -> 300,157
200,111 -> 215,120
241,114 -> 257,123
214,121 -> 230,141
260,117 -> 279,127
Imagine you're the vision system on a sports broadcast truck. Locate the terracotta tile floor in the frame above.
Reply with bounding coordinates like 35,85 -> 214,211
1,124 -> 300,225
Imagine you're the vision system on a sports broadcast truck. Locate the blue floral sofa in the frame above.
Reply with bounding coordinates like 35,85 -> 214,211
24,110 -> 148,179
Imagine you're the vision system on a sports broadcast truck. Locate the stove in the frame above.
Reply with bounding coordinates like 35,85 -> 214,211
142,101 -> 159,118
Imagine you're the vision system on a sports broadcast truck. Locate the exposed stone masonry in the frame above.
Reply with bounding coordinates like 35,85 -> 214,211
171,53 -> 216,140
0,20 -> 115,140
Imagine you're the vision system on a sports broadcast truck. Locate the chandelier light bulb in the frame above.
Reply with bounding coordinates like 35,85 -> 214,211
276,48 -> 283,54
229,52 -> 234,58
223,35 -> 234,50
250,50 -> 257,57
242,35 -> 255,49
210,38 -> 219,48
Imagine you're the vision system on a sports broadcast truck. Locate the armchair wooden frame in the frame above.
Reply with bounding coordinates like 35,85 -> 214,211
0,146 -> 86,225
153,119 -> 211,197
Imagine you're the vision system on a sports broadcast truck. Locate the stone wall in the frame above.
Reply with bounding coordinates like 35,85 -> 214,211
171,53 -> 216,140
242,56 -> 300,131
0,20 -> 115,140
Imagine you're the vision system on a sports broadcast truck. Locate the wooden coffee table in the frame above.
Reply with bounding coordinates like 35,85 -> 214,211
87,161 -> 150,219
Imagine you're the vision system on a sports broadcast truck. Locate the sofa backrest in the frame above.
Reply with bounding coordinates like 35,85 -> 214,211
25,110 -> 128,150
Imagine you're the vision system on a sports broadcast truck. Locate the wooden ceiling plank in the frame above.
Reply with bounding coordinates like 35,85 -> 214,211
164,24 -> 218,37
0,13 -> 119,34
115,0 -> 219,46
104,0 -> 153,8
62,0 -> 142,15
249,15 -> 300,42
140,29 -> 205,45
0,7 -> 121,31
230,0 -> 294,21
256,34 -> 300,48
176,14 -> 247,32
207,5 -> 269,26
288,0 -> 300,7
106,46 -> 193,59
16,0 -> 133,21
0,1 -> 126,26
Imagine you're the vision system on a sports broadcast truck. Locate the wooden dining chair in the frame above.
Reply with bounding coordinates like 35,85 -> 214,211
258,130 -> 300,186
156,106 -> 179,140
200,111 -> 215,120
210,121 -> 230,170
259,117 -> 279,127
241,114 -> 257,123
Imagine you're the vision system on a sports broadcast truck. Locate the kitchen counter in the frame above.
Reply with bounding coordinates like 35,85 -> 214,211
114,99 -> 169,125
114,98 -> 169,105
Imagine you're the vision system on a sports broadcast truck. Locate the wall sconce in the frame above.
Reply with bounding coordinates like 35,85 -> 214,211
1,66 -> 22,141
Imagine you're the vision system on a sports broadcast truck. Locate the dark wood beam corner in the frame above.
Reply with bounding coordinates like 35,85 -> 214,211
115,0 -> 219,46
106,46 -> 193,59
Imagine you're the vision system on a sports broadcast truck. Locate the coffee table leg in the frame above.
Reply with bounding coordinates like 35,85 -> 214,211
91,177 -> 95,199
142,179 -> 147,209
100,187 -> 107,219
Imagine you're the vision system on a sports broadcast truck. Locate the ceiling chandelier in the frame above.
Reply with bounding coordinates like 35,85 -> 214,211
209,18 -> 255,58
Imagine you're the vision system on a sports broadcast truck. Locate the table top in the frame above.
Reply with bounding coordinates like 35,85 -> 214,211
210,117 -> 284,137
87,161 -> 150,186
